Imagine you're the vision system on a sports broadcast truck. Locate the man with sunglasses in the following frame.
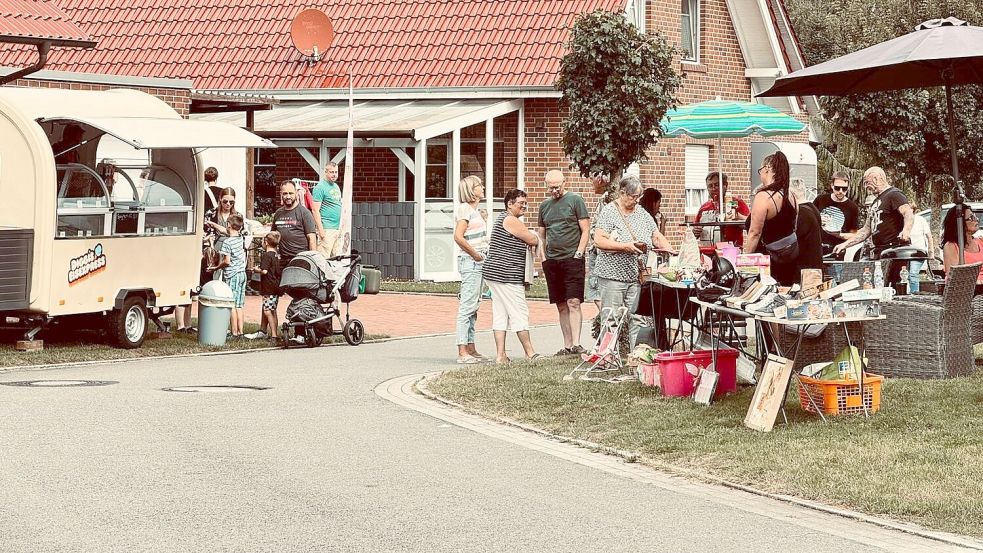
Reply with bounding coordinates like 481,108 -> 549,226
814,171 -> 860,258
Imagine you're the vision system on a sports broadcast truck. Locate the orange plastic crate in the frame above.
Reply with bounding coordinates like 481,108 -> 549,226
797,373 -> 883,416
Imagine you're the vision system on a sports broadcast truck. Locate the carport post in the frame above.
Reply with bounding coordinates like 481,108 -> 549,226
413,138 -> 427,280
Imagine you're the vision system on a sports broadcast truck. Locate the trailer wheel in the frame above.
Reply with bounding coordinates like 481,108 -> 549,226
109,296 -> 147,349
343,319 -> 364,346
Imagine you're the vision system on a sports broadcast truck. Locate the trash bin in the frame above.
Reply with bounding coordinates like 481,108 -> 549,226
197,280 -> 235,346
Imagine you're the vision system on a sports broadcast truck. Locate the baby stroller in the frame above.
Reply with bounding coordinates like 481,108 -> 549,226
564,306 -> 630,382
278,250 -> 365,348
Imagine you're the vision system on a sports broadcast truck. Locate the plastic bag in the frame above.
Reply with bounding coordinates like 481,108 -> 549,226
817,345 -> 865,381
678,231 -> 702,268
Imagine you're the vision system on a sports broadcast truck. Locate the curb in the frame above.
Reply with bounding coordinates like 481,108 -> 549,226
0,335 -> 392,375
414,373 -> 983,552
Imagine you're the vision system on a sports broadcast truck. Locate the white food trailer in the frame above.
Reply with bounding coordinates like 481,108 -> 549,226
0,87 -> 273,348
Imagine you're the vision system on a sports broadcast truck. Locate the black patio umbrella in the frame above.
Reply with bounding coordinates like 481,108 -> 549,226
759,17 -> 983,261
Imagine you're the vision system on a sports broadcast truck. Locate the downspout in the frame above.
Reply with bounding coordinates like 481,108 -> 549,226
0,41 -> 51,86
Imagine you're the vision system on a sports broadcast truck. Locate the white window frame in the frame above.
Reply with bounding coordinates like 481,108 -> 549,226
625,0 -> 646,33
684,144 -> 709,215
681,0 -> 700,62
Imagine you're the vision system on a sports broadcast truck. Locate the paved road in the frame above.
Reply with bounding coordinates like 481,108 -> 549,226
0,327 -> 973,552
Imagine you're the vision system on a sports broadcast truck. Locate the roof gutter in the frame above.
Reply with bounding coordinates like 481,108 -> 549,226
0,41 -> 50,86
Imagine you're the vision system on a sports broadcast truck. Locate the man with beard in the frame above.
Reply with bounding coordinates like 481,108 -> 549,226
272,180 -> 317,269
814,171 -> 859,258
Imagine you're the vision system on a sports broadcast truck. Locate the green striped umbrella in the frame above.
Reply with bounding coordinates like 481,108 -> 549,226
660,100 -> 806,209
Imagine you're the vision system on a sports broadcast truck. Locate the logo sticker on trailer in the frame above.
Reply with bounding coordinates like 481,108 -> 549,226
68,243 -> 108,286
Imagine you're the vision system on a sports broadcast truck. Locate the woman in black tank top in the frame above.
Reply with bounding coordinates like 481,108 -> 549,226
745,151 -> 799,285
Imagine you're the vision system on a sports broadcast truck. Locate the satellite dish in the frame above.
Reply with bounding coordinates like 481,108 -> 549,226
290,9 -> 334,62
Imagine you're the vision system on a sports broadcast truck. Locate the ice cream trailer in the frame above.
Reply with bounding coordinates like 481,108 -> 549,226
0,87 -> 273,348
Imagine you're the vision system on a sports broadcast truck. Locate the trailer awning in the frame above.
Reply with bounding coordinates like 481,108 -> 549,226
39,116 -> 276,149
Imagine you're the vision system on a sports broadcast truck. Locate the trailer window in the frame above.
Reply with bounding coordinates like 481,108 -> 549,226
56,165 -> 110,238
135,166 -> 193,235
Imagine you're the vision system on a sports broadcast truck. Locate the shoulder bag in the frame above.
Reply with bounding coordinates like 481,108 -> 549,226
763,194 -> 800,264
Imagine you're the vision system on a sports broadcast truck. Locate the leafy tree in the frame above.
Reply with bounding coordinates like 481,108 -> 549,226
556,10 -> 681,182
784,0 -> 983,204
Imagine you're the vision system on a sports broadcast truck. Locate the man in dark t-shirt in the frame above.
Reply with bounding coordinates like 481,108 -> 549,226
833,167 -> 913,283
272,180 -> 317,267
814,171 -> 860,257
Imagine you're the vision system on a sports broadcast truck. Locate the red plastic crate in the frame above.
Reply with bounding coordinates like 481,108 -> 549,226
655,349 -> 738,398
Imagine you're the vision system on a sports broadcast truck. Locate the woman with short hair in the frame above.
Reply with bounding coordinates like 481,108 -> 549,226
482,189 -> 542,363
592,176 -> 672,347
453,175 -> 489,363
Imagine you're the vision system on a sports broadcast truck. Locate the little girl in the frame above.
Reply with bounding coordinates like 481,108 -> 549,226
254,231 -> 282,340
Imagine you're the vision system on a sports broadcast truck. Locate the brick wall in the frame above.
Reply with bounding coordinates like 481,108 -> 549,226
273,146 -> 401,202
521,0 -> 812,241
11,77 -> 191,115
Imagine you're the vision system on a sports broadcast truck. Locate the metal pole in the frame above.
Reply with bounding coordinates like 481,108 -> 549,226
944,79 -> 965,264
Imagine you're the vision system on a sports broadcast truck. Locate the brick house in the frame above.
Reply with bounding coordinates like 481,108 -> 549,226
0,0 -> 818,280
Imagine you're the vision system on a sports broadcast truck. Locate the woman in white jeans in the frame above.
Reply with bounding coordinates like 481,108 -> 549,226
592,176 -> 672,347
453,176 -> 490,363
482,189 -> 542,363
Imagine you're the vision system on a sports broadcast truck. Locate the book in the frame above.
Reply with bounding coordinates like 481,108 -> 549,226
693,368 -> 719,405
819,279 -> 860,300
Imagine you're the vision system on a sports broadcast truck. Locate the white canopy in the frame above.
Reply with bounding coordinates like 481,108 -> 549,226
40,116 -> 275,149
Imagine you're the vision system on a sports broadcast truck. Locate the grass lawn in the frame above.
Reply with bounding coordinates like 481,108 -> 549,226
0,321 -> 387,368
429,358 -> 983,538
381,278 -> 550,299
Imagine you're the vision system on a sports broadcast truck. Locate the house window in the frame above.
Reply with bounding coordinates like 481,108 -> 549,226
625,0 -> 646,33
254,148 -> 277,217
681,0 -> 700,61
426,143 -> 449,199
684,144 -> 709,215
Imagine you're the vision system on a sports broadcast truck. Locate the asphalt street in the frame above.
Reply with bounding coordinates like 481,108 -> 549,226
0,327 -> 971,552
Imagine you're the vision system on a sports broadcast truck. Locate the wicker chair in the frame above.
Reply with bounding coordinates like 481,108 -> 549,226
862,262 -> 981,379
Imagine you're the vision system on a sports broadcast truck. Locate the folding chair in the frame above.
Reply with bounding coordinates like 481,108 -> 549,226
564,306 -> 630,382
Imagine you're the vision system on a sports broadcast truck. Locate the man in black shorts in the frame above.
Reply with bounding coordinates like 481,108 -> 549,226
537,169 -> 590,355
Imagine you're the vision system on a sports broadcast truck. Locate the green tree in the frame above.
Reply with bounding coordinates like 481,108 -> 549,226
555,10 -> 681,181
785,0 -> 983,204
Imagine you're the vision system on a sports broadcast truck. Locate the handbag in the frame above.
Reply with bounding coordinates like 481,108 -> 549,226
763,196 -> 799,264
616,206 -> 651,284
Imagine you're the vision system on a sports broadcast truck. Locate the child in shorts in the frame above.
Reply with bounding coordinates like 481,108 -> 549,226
251,231 -> 281,340
210,214 -> 247,338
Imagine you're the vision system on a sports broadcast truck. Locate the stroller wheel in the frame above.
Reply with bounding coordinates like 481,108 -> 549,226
280,323 -> 291,348
343,319 -> 364,346
305,327 -> 323,348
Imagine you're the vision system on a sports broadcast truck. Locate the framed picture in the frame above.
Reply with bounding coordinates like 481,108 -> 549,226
692,368 -> 719,405
744,354 -> 795,432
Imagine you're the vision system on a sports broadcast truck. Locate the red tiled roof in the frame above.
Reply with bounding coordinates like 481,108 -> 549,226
0,0 -> 627,90
0,0 -> 94,46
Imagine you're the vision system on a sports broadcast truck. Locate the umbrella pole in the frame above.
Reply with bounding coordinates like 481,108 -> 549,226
718,137 -> 724,236
945,80 -> 966,264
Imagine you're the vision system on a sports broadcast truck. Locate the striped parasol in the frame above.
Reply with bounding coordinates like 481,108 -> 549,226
661,100 -> 806,212
661,99 -> 805,138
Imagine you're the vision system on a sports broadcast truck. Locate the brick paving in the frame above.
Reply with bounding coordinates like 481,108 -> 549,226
206,292 -> 599,339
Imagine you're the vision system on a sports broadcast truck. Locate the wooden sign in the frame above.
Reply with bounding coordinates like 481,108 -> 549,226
744,354 -> 794,432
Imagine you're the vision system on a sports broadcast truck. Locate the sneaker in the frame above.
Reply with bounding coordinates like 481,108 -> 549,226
568,345 -> 587,355
747,293 -> 785,315
291,336 -> 305,344
556,347 -> 572,355
244,331 -> 267,340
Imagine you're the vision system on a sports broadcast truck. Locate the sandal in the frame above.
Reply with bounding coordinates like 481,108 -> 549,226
456,356 -> 483,365
495,357 -> 511,364
527,353 -> 544,360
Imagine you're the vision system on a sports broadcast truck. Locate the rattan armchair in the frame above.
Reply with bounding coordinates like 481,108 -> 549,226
862,262 -> 981,379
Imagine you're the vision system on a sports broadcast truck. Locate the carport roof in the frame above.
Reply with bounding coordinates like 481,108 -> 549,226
196,98 -> 523,141
0,0 -> 94,47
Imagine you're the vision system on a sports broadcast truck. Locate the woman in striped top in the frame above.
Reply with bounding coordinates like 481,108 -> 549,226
482,189 -> 542,364
453,176 -> 490,364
